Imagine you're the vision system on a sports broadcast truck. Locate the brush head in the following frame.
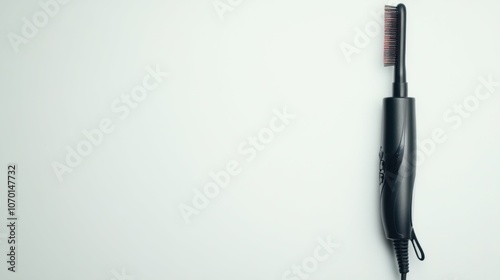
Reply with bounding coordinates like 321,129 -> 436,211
384,5 -> 399,66
384,3 -> 408,96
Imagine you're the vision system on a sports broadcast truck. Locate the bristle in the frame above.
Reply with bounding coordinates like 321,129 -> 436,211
384,5 -> 398,66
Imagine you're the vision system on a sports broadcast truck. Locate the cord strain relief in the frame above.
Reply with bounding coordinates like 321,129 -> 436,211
393,239 -> 410,275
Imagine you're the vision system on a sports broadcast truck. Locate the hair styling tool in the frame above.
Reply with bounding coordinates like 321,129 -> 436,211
379,4 -> 425,280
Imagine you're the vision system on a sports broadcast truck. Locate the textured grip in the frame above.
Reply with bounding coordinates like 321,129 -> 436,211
380,97 -> 416,240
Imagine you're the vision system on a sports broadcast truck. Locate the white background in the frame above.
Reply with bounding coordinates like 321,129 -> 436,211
1,0 -> 499,279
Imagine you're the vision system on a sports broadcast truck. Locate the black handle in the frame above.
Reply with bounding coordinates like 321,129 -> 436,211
380,97 -> 416,240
